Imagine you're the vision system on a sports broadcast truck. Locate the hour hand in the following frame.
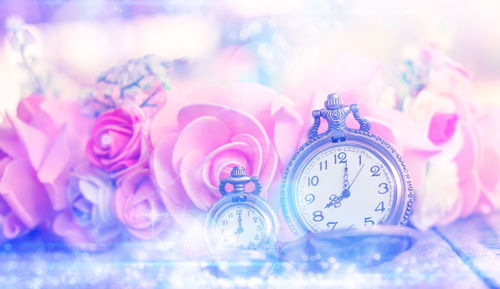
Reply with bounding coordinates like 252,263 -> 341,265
325,194 -> 342,208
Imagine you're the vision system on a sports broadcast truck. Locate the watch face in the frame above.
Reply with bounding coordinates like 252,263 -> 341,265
212,204 -> 267,250
294,143 -> 397,233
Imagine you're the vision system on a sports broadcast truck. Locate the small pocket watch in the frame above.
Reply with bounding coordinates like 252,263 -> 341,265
204,166 -> 279,252
281,93 -> 414,237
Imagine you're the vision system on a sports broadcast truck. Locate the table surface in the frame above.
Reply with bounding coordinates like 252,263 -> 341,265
0,212 -> 499,289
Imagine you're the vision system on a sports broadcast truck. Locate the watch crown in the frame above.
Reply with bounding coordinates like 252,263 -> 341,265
219,166 -> 262,196
324,93 -> 343,110
230,166 -> 247,178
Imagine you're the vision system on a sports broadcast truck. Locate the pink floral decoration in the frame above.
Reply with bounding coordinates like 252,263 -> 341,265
86,104 -> 150,179
0,94 -> 92,242
52,164 -> 121,250
427,113 -> 459,145
401,47 -> 500,229
150,83 -> 303,238
113,168 -> 170,240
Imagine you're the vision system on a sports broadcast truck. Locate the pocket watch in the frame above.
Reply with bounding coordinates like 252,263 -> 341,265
204,166 -> 279,253
281,93 -> 414,237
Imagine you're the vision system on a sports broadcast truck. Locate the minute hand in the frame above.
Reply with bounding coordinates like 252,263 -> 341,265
347,164 -> 365,190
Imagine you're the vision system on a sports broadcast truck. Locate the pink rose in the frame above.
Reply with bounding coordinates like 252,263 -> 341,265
0,94 -> 91,241
52,164 -> 121,250
151,83 -> 302,232
86,105 -> 150,178
400,47 -> 500,229
113,168 -> 170,240
14,94 -> 93,211
0,123 -> 48,240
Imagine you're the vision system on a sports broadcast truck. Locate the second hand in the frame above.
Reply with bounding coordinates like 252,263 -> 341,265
347,164 -> 365,190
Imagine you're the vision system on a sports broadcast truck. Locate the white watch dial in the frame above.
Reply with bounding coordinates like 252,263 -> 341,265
295,144 -> 396,233
213,204 -> 266,250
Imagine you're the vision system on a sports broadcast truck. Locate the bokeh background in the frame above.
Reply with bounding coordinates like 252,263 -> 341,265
1,0 -> 500,112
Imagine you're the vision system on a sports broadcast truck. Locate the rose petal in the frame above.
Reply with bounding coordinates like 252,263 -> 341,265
37,127 -> 72,211
44,173 -> 71,211
16,95 -> 45,123
179,151 -> 218,210
52,211 -> 98,250
216,109 -> 270,158
108,130 -> 133,158
0,120 -> 25,159
113,170 -> 168,240
177,104 -> 227,129
38,126 -> 70,184
172,116 -> 230,172
210,152 -> 247,190
255,150 -> 278,199
152,133 -> 193,207
203,141 -> 252,192
3,213 -> 27,239
7,114 -> 50,170
273,105 -> 304,165
428,113 -> 459,145
231,134 -> 264,176
0,159 -> 50,228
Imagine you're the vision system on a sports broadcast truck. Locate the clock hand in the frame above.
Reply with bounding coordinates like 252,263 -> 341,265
347,164 -> 365,190
341,162 -> 350,198
325,161 -> 351,209
325,194 -> 342,208
234,215 -> 244,234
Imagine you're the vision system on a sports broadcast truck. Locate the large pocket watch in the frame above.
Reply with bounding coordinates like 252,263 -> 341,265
204,166 -> 279,253
281,93 -> 414,237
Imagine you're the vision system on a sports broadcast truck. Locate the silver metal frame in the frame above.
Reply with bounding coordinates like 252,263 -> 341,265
280,93 -> 414,237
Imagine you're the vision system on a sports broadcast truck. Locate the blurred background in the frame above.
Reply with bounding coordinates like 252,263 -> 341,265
1,0 -> 499,114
